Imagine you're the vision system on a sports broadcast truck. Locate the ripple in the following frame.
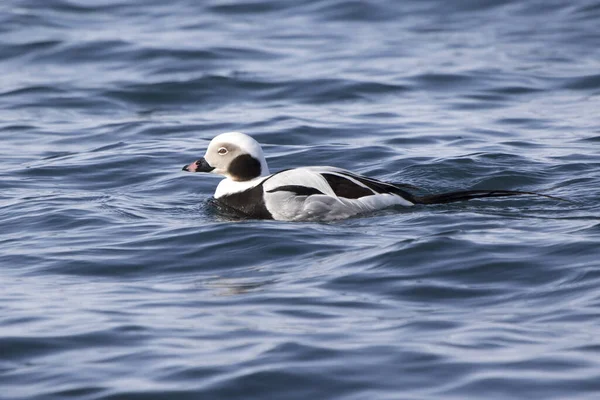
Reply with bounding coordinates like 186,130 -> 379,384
562,73 -> 600,91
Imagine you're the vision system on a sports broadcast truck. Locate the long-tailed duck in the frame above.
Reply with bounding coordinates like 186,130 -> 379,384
182,132 -> 561,221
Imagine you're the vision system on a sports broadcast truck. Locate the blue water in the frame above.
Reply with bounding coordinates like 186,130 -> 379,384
2,0 -> 600,398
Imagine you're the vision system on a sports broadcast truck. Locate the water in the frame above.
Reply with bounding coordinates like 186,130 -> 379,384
1,0 -> 600,398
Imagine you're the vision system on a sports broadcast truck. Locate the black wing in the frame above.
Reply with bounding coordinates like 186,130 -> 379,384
326,171 -> 418,200
263,169 -> 410,200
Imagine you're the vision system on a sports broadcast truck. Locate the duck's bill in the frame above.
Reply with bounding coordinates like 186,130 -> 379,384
182,157 -> 215,172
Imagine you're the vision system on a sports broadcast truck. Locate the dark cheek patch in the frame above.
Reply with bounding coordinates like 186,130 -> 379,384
228,154 -> 262,181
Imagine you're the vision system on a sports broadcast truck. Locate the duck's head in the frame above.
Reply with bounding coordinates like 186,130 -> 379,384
182,132 -> 270,181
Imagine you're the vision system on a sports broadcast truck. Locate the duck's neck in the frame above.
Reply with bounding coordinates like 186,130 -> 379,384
214,176 -> 267,198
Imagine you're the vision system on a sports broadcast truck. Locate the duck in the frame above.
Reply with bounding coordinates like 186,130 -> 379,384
182,132 -> 560,221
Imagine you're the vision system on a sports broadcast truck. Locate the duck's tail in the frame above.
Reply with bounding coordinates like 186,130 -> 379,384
412,190 -> 569,205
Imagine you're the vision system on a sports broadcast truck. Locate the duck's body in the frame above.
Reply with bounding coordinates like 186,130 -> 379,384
214,166 -> 414,221
182,132 -> 558,221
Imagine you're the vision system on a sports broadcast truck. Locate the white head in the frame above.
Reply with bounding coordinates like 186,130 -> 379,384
182,132 -> 270,181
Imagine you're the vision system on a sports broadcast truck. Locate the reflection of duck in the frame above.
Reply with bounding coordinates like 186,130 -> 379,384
182,132 -> 561,221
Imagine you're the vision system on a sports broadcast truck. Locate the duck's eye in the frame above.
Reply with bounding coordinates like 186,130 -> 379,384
217,147 -> 228,155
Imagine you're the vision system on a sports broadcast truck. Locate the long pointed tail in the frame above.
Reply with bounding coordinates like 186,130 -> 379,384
413,190 -> 568,205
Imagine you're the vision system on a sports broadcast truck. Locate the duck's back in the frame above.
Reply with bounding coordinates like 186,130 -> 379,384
261,167 -> 414,221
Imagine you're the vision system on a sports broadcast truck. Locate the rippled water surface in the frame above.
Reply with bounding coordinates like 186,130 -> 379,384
2,0 -> 600,399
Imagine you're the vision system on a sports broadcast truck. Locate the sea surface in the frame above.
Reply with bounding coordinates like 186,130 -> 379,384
1,0 -> 600,399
